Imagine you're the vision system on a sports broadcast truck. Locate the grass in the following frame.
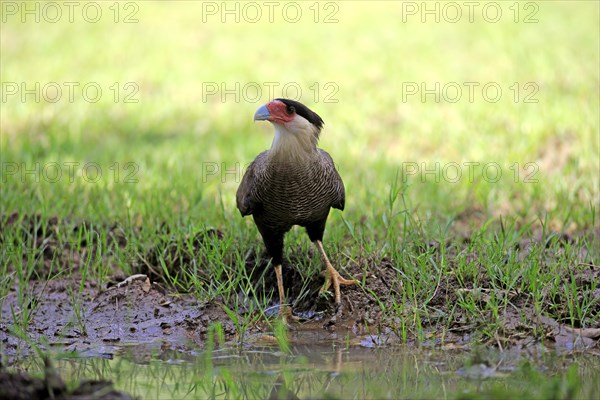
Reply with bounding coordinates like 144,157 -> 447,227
14,341 -> 600,400
0,1 -> 599,397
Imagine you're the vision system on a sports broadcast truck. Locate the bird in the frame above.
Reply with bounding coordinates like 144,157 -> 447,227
236,98 -> 356,322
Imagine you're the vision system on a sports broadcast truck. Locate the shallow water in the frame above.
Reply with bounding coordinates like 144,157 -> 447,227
19,338 -> 600,399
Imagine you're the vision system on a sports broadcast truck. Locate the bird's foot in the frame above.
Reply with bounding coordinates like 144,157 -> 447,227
319,264 -> 358,304
279,304 -> 300,328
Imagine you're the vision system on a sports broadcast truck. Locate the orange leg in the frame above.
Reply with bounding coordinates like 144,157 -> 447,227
315,240 -> 357,304
274,264 -> 295,325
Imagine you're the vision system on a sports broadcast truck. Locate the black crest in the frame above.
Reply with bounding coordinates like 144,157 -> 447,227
275,98 -> 324,131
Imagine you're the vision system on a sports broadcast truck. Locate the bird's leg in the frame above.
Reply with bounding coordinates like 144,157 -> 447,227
315,240 -> 357,304
274,264 -> 294,324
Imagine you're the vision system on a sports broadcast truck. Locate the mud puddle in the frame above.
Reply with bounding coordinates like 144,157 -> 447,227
4,342 -> 600,399
2,276 -> 597,363
0,275 -> 411,364
1,213 -> 598,396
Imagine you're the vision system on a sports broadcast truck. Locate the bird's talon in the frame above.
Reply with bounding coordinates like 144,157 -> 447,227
278,305 -> 300,327
337,276 -> 359,286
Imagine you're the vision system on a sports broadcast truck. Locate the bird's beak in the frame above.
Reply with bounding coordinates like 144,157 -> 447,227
253,104 -> 271,121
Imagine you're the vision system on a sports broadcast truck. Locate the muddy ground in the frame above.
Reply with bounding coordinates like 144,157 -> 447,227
1,214 -> 599,367
0,357 -> 134,400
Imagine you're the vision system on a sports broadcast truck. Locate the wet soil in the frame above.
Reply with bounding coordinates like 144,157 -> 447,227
0,357 -> 134,400
1,213 -> 598,366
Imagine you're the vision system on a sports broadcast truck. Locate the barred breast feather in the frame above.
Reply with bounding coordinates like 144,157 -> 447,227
236,149 -> 345,233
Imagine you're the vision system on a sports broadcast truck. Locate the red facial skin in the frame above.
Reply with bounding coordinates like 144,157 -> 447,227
266,101 -> 295,125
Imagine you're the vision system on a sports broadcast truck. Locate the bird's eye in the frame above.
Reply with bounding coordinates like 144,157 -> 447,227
286,105 -> 295,114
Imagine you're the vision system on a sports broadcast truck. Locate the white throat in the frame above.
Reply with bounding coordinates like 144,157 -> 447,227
269,121 -> 319,162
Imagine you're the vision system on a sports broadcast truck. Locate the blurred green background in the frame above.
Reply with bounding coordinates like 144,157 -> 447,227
1,1 -> 598,233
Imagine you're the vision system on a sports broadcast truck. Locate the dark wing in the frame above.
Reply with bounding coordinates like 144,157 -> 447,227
319,149 -> 345,211
236,151 -> 267,217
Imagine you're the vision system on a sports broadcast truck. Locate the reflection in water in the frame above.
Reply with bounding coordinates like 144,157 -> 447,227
22,340 -> 600,399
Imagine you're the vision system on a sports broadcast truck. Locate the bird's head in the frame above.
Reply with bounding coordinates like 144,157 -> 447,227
254,99 -> 324,156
